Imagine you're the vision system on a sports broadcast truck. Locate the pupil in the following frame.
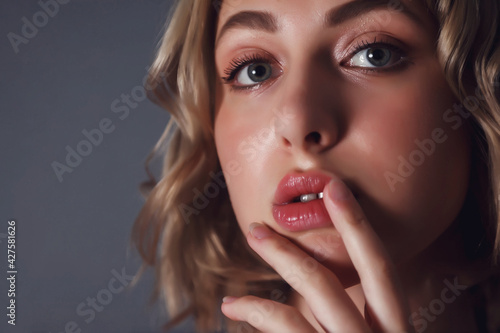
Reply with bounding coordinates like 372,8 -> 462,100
367,48 -> 391,66
248,63 -> 271,82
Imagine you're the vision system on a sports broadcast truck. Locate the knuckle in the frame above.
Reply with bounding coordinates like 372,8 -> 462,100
273,237 -> 295,253
351,209 -> 367,225
240,297 -> 276,326
367,257 -> 396,280
274,304 -> 303,325
307,265 -> 337,286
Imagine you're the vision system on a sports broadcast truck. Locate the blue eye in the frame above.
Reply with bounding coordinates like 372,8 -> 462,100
350,47 -> 396,68
221,54 -> 279,90
236,62 -> 273,85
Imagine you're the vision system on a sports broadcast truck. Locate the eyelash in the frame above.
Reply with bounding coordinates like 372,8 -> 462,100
221,37 -> 410,89
221,54 -> 274,85
345,37 -> 411,72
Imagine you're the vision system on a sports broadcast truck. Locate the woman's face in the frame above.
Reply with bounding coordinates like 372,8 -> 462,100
214,0 -> 470,281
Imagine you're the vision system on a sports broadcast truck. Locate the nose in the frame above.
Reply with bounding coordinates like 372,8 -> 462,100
274,60 -> 343,155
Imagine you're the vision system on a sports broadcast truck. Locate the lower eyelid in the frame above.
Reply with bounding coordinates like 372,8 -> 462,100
354,59 -> 414,74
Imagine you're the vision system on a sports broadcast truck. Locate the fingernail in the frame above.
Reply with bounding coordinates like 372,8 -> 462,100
328,179 -> 351,201
249,223 -> 273,240
223,296 -> 238,304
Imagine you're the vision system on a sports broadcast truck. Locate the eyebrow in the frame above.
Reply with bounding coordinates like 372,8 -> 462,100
326,0 -> 421,25
216,11 -> 278,45
216,0 -> 421,45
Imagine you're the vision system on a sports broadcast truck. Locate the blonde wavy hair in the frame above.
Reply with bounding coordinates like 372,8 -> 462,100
132,0 -> 500,332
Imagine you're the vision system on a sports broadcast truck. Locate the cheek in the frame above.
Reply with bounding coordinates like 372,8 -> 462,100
350,69 -> 471,257
214,96 -> 277,232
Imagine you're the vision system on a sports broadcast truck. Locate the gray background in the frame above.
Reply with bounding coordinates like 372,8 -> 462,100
1,0 -> 196,332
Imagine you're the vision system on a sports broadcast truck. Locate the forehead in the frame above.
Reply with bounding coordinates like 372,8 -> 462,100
216,0 -> 433,40
218,0 -> 427,17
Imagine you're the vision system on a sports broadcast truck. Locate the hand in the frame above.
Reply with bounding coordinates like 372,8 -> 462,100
221,178 -> 413,333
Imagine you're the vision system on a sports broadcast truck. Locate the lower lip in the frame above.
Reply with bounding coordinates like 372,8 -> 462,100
272,199 -> 332,232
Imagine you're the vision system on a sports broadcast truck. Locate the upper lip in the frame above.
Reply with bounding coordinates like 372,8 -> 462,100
273,170 -> 333,205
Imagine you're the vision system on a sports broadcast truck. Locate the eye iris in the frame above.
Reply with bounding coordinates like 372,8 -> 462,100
248,63 -> 272,82
367,48 -> 391,66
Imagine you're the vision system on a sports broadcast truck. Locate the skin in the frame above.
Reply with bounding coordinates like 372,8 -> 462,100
213,0 -> 474,331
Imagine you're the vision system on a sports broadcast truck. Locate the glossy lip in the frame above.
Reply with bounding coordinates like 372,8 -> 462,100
272,170 -> 334,232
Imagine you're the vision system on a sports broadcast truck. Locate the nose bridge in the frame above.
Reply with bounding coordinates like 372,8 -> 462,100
274,54 -> 341,153
281,66 -> 314,116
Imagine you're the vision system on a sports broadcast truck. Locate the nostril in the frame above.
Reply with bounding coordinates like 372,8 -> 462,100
305,131 -> 321,144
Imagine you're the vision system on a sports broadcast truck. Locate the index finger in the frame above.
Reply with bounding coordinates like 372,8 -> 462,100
323,179 -> 411,332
